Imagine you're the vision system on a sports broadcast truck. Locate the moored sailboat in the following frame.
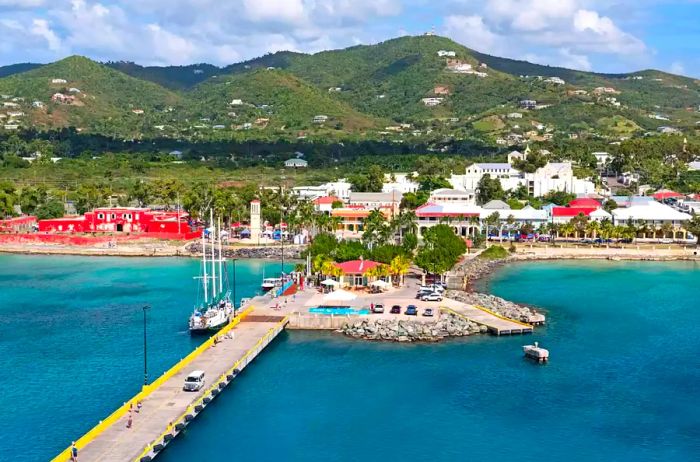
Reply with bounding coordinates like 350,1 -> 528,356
189,213 -> 234,334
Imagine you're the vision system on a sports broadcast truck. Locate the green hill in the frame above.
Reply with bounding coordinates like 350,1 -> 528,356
1,35 -> 699,142
187,69 -> 383,136
0,63 -> 43,79
104,61 -> 221,90
0,56 -> 182,136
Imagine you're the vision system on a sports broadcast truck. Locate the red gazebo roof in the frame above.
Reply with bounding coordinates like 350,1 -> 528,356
552,207 -> 597,217
334,259 -> 381,274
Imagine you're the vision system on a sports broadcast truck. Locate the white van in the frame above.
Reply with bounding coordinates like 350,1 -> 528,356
183,370 -> 206,391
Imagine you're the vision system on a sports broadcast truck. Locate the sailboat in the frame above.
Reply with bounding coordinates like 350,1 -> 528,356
189,212 -> 234,334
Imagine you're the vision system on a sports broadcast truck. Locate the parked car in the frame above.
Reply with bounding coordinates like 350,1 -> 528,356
420,292 -> 443,302
183,370 -> 206,391
423,308 -> 434,317
390,305 -> 401,314
372,303 -> 385,314
405,305 -> 418,316
419,284 -> 444,293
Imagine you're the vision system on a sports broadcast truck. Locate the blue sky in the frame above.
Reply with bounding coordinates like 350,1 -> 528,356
0,0 -> 698,77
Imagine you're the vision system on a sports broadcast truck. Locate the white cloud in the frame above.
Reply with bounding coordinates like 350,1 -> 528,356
669,61 -> 685,75
30,19 -> 61,52
0,0 -> 45,6
443,15 -> 504,55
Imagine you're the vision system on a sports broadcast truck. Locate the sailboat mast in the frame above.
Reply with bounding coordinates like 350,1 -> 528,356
210,209 -> 217,299
218,216 -> 223,294
202,227 -> 208,304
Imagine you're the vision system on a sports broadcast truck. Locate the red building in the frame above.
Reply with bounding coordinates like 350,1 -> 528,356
0,216 -> 37,233
38,207 -> 194,235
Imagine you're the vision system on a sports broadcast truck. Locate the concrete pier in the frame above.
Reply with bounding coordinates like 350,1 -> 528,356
53,306 -> 288,462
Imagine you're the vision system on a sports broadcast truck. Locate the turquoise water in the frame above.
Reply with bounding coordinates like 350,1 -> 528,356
2,257 -> 699,461
308,307 -> 371,315
0,254 -> 291,461
156,260 -> 700,462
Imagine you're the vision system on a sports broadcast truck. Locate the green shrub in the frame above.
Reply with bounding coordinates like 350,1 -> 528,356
479,245 -> 508,260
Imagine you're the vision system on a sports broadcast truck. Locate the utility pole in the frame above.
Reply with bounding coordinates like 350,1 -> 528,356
142,305 -> 150,387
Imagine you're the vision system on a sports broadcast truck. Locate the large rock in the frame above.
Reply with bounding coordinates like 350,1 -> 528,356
340,314 -> 486,343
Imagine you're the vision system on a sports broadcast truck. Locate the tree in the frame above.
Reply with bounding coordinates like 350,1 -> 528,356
35,199 -> 65,219
414,224 -> 466,277
362,209 -> 389,247
542,190 -> 576,206
477,174 -> 504,204
660,222 -> 674,239
570,213 -> 589,238
683,213 -> 700,245
388,255 -> 411,286
484,212 -> 500,239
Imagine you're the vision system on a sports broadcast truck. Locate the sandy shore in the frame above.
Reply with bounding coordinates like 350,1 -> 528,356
511,243 -> 700,261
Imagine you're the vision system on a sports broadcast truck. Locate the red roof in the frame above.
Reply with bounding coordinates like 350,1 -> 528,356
652,190 -> 683,200
568,198 -> 601,208
552,207 -> 597,217
314,196 -> 341,205
334,259 -> 381,274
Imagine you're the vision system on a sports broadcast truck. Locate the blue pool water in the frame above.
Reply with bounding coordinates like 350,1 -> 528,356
308,307 -> 370,315
0,254 -> 292,461
1,257 -> 699,461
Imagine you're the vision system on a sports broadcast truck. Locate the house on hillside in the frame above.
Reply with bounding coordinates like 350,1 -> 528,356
421,97 -> 443,107
51,79 -> 67,84
437,50 -> 456,57
68,88 -> 81,93
51,93 -> 74,104
230,99 -> 243,106
285,158 -> 308,168
131,109 -> 144,114
520,100 -> 537,109
433,85 -> 450,95
544,77 -> 565,85
313,115 -> 328,124
446,59 -> 473,73
32,101 -> 44,108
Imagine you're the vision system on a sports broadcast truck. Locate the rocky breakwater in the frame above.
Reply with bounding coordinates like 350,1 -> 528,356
340,313 -> 487,342
458,255 -> 512,282
446,290 -> 545,325
185,243 -> 303,260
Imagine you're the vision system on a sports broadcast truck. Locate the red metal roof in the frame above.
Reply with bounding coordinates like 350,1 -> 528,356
334,259 -> 381,274
568,198 -> 601,208
552,207 -> 597,217
314,196 -> 341,205
652,190 -> 683,200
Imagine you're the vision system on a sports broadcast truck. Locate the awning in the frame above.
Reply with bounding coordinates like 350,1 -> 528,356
322,289 -> 357,304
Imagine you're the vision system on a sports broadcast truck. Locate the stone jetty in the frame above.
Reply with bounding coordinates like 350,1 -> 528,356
340,313 -> 487,342
185,243 -> 304,260
447,290 -> 544,324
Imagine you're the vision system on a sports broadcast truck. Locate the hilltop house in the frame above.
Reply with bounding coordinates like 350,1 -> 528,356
230,99 -> 243,106
421,97 -> 443,107
437,50 -> 456,57
445,59 -> 473,73
544,77 -> 565,85
433,85 -> 450,95
51,78 -> 67,84
284,158 -> 308,168
51,93 -> 74,104
313,115 -> 328,124
520,100 -> 537,109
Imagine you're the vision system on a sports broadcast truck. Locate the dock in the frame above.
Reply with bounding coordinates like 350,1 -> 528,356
53,304 -> 288,462
442,303 -> 533,335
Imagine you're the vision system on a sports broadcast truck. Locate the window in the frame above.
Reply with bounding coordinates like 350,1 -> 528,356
111,214 -> 116,220
98,213 -> 104,219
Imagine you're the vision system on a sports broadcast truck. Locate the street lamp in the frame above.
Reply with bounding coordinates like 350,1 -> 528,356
231,258 -> 238,314
142,304 -> 150,387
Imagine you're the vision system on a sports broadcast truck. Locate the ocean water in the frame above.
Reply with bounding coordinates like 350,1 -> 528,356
0,254 -> 291,461
156,260 -> 700,462
1,257 -> 699,461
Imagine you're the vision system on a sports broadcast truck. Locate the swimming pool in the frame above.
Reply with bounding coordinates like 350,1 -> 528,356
308,307 -> 370,315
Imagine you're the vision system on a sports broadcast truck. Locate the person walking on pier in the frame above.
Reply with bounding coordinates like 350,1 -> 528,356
126,411 -> 133,429
70,442 -> 78,461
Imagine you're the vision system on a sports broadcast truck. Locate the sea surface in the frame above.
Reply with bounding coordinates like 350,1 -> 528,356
1,257 -> 699,461
0,254 -> 291,461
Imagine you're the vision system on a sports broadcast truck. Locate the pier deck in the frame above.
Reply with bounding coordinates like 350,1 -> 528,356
61,308 -> 287,462
442,301 -> 533,335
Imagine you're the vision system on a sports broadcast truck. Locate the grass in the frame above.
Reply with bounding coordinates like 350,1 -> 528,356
479,245 -> 509,259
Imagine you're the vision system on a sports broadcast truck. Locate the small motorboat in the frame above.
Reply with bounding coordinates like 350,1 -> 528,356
523,342 -> 549,363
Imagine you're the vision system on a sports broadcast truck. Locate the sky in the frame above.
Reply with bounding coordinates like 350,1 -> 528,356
0,0 -> 699,77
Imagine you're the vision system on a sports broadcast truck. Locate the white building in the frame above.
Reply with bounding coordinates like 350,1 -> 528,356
450,162 -> 595,198
382,173 -> 419,194
593,152 -> 611,168
292,179 -> 353,201
437,50 -> 456,57
688,161 -> 700,171
421,97 -> 443,106
428,188 -> 476,206
612,201 -> 691,236
349,191 -> 403,214
284,158 -> 308,168
313,115 -> 328,123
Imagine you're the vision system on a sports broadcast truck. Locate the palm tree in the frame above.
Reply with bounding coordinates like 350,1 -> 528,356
599,218 -> 614,240
485,212 -> 500,241
586,220 -> 600,239
362,209 -> 388,247
660,222 -> 674,240
389,255 -> 411,286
